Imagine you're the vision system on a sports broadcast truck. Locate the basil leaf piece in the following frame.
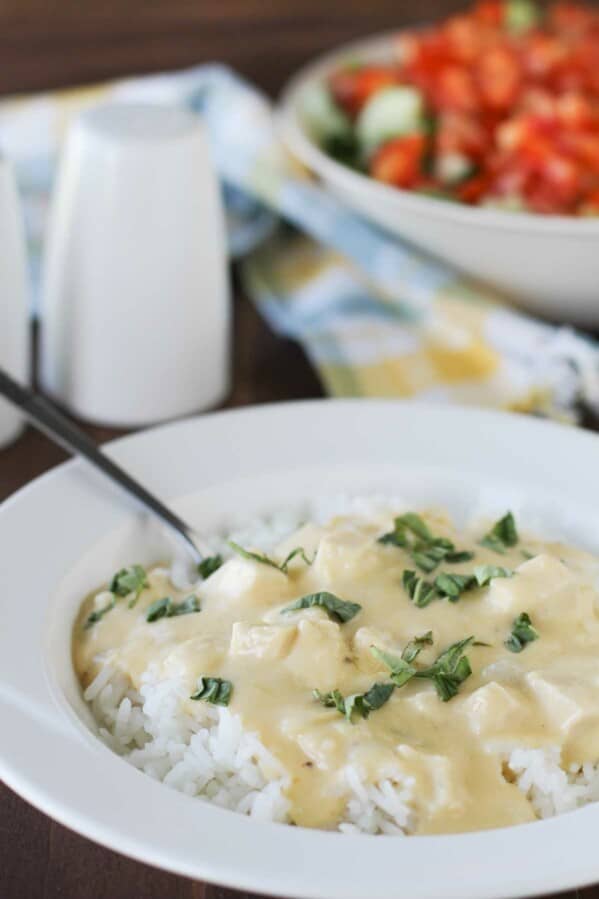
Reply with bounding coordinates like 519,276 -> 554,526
379,513 -> 473,573
403,570 -> 438,607
313,682 -> 394,723
109,564 -> 149,607
370,646 -> 417,687
146,594 -> 200,623
480,512 -> 518,554
402,630 -> 434,663
505,612 -> 539,653
414,636 -> 474,701
190,676 -> 232,706
282,591 -> 361,623
412,538 -> 455,573
84,595 -> 115,629
228,541 -> 314,575
197,555 -> 223,579
445,550 -> 475,564
434,572 -> 476,601
473,565 -> 513,587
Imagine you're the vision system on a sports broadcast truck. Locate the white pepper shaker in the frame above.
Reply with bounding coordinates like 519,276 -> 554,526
0,157 -> 30,449
40,103 -> 231,426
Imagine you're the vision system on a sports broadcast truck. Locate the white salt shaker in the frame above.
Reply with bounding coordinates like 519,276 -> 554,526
40,103 -> 231,426
0,157 -> 30,449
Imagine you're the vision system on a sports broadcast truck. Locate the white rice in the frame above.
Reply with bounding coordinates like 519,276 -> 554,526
82,495 -> 599,834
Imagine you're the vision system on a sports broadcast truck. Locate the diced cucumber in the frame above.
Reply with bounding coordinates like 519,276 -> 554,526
301,82 -> 352,142
436,152 -> 476,185
505,0 -> 541,33
356,85 -> 425,154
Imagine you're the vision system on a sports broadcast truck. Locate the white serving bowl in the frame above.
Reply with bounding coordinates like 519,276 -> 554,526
4,400 -> 599,899
278,33 -> 599,327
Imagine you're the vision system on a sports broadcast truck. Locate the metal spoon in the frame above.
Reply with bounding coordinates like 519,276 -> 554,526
0,367 -> 210,565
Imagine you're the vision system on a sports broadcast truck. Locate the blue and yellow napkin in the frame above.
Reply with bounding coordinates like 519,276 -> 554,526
1,64 -> 598,422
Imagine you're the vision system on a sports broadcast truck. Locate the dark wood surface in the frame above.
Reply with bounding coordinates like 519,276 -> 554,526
0,2 -> 597,898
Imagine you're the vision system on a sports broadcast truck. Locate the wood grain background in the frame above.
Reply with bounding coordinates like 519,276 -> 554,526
0,1 -> 596,897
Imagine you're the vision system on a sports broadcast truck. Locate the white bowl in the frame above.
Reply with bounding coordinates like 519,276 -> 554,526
278,33 -> 599,327
4,399 -> 599,898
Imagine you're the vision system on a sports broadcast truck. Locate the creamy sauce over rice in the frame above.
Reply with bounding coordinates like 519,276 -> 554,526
73,510 -> 599,834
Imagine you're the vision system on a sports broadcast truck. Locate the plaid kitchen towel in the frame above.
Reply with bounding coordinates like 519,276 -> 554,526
1,64 -> 598,422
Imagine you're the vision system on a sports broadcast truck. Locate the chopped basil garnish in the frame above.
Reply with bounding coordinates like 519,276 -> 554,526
434,572 -> 476,601
84,595 -> 115,629
372,635 -> 474,701
228,541 -> 315,575
370,631 -> 432,685
473,565 -> 513,586
370,647 -> 417,686
197,555 -> 223,579
190,676 -> 232,706
402,630 -> 434,663
378,512 -> 473,572
403,570 -> 438,607
109,564 -> 149,607
414,636 -> 474,701
146,594 -> 200,623
480,512 -> 518,554
505,612 -> 539,653
282,591 -> 361,623
404,563 -> 513,607
313,681 -> 394,723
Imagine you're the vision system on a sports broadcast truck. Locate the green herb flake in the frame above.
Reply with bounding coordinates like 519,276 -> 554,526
414,636 -> 474,701
473,565 -> 513,587
197,555 -> 223,579
379,513 -> 473,573
371,634 -> 473,702
228,541 -> 314,575
146,594 -> 200,623
402,630 -> 434,663
190,676 -> 233,706
109,564 -> 149,607
370,646 -> 417,687
403,569 -> 438,607
313,682 -> 394,723
84,595 -> 115,629
434,572 -> 476,601
505,612 -> 539,653
480,512 -> 518,554
282,591 -> 361,623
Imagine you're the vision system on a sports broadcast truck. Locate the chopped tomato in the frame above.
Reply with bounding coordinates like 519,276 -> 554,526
326,1 -> 599,215
473,1 -> 504,26
433,65 -> 480,112
328,67 -> 399,118
477,47 -> 522,110
370,135 -> 427,187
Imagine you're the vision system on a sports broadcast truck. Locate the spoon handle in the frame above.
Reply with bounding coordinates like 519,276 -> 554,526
0,368 -> 205,564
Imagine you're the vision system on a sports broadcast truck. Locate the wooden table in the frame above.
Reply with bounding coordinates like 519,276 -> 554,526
0,2 -> 597,897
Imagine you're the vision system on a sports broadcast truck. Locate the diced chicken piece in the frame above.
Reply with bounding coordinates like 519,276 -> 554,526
281,708 -> 349,769
525,660 -> 599,759
464,681 -> 532,739
201,556 -> 292,607
311,527 -> 383,587
284,618 -> 349,690
229,622 -> 297,661
160,634 -> 228,686
483,553 -> 595,625
395,745 -> 465,817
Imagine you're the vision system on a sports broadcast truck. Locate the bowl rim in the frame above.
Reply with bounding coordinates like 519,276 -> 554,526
5,399 -> 599,899
277,29 -> 599,236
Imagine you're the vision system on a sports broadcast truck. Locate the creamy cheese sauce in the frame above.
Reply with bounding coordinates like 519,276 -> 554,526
73,510 -> 599,834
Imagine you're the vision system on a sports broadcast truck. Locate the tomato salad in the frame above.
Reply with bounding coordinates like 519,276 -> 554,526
306,1 -> 599,215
